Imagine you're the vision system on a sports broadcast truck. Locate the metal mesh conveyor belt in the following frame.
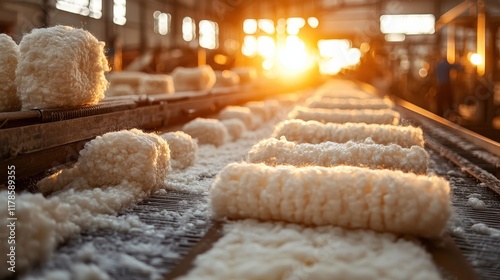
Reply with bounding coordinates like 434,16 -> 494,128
427,149 -> 500,280
398,104 -> 500,280
19,99 -> 500,280
24,191 -> 212,279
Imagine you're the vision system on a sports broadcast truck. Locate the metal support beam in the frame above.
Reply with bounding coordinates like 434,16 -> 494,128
436,0 -> 475,30
477,0 -> 485,77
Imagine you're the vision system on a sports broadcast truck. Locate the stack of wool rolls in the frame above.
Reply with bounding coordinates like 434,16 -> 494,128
179,79 -> 451,280
0,26 -> 109,112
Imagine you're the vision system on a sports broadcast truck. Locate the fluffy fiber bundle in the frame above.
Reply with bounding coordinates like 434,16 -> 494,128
245,101 -> 273,121
161,131 -> 198,169
1,129 -> 172,276
16,25 -> 109,109
211,163 -> 450,238
307,97 -> 394,110
0,34 -> 21,112
219,106 -> 254,130
273,119 -> 424,148
138,74 -> 175,95
182,118 -> 228,147
37,129 -> 170,194
289,106 -> 400,125
179,220 -> 442,280
171,65 -> 216,92
221,119 -> 246,141
247,137 -> 428,174
316,89 -> 378,99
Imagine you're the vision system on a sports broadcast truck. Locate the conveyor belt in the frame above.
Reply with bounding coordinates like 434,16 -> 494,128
396,104 -> 500,280
25,190 -> 212,279
10,82 -> 500,279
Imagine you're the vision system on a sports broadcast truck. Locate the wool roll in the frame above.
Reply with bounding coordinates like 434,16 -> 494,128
172,65 -> 216,92
0,34 -> 21,112
37,129 -> 170,194
160,131 -> 198,169
218,106 -> 255,130
16,26 -> 109,109
289,106 -> 400,125
210,163 -> 450,238
273,119 -> 424,148
247,137 -> 429,174
221,118 -> 246,141
138,74 -> 175,95
307,97 -> 394,110
182,118 -> 228,147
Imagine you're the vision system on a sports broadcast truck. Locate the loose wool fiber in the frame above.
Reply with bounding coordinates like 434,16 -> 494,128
171,65 -> 216,92
182,118 -> 228,147
247,137 -> 429,174
179,220 -> 442,280
1,130 -> 171,276
37,129 -> 170,194
161,131 -> 198,169
273,119 -> 424,148
0,34 -> 20,112
289,106 -> 400,125
16,26 -> 109,109
210,163 -> 450,238
219,106 -> 254,130
307,97 -> 394,110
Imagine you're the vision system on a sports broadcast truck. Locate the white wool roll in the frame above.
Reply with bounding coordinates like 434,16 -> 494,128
171,65 -> 216,92
214,70 -> 240,88
218,106 -> 254,130
107,71 -> 145,90
160,131 -> 198,169
247,137 -> 429,174
307,97 -> 394,110
289,106 -> 400,125
138,74 -> 175,95
210,163 -> 450,238
105,84 -> 135,97
221,118 -> 246,141
316,88 -> 378,99
245,101 -> 272,121
37,129 -> 170,194
0,34 -> 21,112
16,26 -> 109,109
273,119 -> 424,148
179,220 -> 442,280
182,118 -> 228,147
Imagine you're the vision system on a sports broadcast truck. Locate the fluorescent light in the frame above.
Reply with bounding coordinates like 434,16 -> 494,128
380,14 -> 435,35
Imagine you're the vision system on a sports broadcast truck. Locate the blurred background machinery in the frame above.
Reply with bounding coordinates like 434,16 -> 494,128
1,0 -> 500,140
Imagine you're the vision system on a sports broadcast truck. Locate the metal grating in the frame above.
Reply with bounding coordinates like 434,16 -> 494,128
23,190 -> 212,279
422,132 -> 500,280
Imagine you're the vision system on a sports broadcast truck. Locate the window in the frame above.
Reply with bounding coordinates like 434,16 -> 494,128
154,11 -> 171,35
182,17 -> 196,41
113,0 -> 126,25
56,0 -> 102,19
199,20 -> 218,49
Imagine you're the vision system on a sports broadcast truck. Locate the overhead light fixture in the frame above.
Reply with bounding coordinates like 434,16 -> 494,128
385,33 -> 406,42
380,14 -> 435,35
